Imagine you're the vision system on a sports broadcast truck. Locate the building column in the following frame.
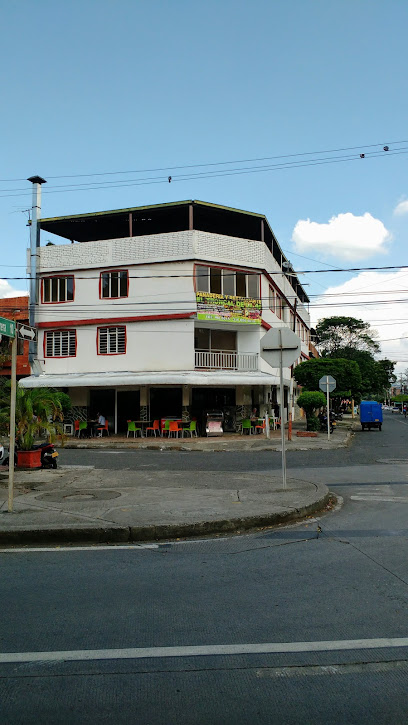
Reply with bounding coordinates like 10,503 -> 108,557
140,386 -> 149,421
182,385 -> 191,421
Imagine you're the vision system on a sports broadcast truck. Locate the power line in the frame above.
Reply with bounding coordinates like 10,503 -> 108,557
3,263 -> 408,282
1,147 -> 407,199
1,138 -> 405,183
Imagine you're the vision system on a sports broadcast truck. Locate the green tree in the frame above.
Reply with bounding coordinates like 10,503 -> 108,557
316,316 -> 380,356
297,391 -> 327,431
294,357 -> 362,400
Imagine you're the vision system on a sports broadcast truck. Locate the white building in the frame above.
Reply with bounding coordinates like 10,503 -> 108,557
20,200 -> 310,434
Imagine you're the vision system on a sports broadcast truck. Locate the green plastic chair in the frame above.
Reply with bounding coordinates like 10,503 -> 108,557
162,420 -> 171,437
241,418 -> 252,435
79,421 -> 88,438
127,421 -> 142,438
183,421 -> 197,438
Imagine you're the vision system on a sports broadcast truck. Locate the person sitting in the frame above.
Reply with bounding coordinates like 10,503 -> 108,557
93,412 -> 106,437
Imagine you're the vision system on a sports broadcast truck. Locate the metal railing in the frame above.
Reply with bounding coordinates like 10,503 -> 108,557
195,350 -> 258,371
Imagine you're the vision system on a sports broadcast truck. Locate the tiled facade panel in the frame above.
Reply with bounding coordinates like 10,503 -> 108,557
195,232 -> 265,267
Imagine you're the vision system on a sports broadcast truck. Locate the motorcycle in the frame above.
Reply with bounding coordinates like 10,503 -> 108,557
34,442 -> 59,469
319,413 -> 336,433
0,442 -> 58,468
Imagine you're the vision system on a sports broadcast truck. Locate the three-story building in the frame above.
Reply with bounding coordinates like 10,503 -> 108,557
20,200 -> 310,434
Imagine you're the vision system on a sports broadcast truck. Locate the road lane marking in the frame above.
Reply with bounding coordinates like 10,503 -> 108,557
1,638 -> 408,664
0,544 -> 160,553
351,495 -> 408,503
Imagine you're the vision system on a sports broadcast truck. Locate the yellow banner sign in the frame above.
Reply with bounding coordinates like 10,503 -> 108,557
196,291 -> 261,324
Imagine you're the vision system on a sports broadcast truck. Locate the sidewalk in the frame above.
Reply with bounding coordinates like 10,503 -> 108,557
0,422 -> 353,546
0,468 -> 332,547
61,420 -> 353,452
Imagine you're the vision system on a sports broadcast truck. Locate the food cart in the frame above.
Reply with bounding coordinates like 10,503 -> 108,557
205,411 -> 224,437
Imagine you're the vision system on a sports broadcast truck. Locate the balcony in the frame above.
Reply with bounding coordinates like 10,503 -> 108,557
195,350 -> 258,372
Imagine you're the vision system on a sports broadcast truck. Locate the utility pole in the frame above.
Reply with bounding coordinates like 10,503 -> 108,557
27,176 -> 46,373
8,330 -> 17,512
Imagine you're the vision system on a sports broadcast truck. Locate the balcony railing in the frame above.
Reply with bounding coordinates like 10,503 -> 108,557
195,350 -> 258,371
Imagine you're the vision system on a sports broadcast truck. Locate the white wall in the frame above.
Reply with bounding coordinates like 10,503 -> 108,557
39,319 -> 194,375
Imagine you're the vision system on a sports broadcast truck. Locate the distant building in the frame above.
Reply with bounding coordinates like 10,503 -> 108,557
0,296 -> 30,379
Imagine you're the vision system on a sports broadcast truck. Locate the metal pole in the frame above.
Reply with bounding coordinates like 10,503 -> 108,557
279,330 -> 287,489
326,380 -> 330,441
8,332 -> 17,513
27,176 -> 46,369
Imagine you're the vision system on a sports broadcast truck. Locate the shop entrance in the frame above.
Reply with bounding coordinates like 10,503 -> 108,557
191,388 -> 236,433
150,387 -> 182,422
117,390 -> 140,434
89,389 -> 115,430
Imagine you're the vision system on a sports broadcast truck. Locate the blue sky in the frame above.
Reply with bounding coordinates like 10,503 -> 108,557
2,0 -> 408,372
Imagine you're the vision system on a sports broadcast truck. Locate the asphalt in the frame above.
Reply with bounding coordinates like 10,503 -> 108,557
0,422 -> 353,546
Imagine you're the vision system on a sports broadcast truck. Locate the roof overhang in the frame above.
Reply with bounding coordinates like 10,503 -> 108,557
19,370 -> 287,389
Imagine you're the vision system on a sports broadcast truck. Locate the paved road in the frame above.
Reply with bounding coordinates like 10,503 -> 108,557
1,411 -> 407,723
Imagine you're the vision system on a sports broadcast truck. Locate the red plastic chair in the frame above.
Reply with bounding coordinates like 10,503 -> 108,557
254,420 -> 266,434
97,420 -> 109,436
145,420 -> 160,437
169,421 -> 183,438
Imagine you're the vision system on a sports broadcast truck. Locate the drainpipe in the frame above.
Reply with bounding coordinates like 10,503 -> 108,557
27,175 -> 47,373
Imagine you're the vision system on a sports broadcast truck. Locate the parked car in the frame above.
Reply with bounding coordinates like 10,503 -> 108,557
392,406 -> 401,413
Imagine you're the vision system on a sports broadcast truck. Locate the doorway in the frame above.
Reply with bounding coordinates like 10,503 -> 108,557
150,388 -> 182,421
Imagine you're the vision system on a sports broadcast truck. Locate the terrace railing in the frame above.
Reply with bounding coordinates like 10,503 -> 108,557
195,350 -> 258,371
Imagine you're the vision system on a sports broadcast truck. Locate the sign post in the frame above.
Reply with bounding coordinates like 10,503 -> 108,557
261,328 -> 302,489
319,375 -> 337,441
0,317 -> 17,513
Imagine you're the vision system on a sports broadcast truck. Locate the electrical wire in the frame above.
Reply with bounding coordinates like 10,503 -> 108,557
1,147 -> 407,199
1,138 -> 405,183
3,263 -> 408,281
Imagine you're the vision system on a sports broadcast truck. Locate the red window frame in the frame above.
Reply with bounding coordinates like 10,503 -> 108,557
97,325 -> 127,355
41,275 -> 75,304
44,329 -> 77,358
194,263 -> 260,299
99,270 -> 129,299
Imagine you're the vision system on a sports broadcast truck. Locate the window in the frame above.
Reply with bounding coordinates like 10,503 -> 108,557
275,294 -> 282,319
222,269 -> 235,296
98,326 -> 126,355
269,287 -> 275,313
194,327 -> 236,351
45,330 -> 76,357
42,276 -> 74,303
196,265 -> 209,292
100,270 -> 128,298
195,265 -> 260,299
247,274 -> 259,299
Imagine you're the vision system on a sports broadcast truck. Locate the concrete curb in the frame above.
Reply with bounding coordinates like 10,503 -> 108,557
0,486 -> 331,546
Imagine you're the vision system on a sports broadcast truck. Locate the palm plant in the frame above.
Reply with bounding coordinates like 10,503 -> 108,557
0,385 -> 65,450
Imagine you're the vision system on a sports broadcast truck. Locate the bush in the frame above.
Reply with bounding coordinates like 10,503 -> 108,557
297,390 -> 327,432
306,415 -> 320,432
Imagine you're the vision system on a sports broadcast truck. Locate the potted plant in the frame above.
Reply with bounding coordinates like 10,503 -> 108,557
0,385 -> 65,468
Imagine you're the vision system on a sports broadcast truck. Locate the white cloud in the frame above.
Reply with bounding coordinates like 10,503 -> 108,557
0,280 -> 28,299
292,212 -> 391,261
312,270 -> 408,377
394,200 -> 408,216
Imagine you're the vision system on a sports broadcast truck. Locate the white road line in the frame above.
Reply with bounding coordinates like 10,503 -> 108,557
351,496 -> 408,503
1,638 -> 408,664
0,544 -> 159,553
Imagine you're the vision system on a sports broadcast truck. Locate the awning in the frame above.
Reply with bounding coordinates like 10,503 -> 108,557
18,370 -> 288,389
